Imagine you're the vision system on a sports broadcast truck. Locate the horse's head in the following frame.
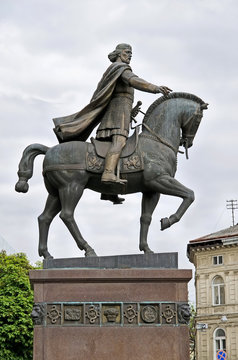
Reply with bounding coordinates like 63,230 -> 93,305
180,101 -> 208,151
141,92 -> 208,158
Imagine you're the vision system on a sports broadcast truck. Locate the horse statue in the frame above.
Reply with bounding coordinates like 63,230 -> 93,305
15,92 -> 208,259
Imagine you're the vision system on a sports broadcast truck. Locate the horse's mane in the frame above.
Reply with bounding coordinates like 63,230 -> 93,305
143,92 -> 205,123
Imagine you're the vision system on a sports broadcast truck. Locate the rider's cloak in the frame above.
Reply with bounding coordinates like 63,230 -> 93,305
53,62 -> 131,142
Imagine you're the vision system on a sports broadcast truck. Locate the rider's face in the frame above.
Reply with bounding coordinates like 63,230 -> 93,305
119,49 -> 132,64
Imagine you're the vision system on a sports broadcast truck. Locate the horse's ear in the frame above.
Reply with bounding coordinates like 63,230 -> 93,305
201,103 -> 209,110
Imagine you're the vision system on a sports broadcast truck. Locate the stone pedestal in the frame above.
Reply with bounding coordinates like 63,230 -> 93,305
30,253 -> 192,360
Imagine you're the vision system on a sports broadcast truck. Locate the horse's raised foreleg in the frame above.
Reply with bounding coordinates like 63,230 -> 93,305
59,183 -> 97,257
149,175 -> 194,230
140,192 -> 160,253
38,194 -> 61,259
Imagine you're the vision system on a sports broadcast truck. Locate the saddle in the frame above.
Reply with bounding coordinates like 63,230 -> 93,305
91,128 -> 137,158
86,128 -> 144,174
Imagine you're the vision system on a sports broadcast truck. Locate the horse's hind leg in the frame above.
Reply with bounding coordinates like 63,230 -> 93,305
140,192 -> 160,253
59,183 -> 97,257
38,194 -> 61,259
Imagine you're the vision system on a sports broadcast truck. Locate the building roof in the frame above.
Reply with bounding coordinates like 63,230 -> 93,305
187,225 -> 238,261
189,224 -> 238,244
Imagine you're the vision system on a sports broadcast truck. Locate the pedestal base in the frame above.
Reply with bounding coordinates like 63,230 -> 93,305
30,253 -> 192,360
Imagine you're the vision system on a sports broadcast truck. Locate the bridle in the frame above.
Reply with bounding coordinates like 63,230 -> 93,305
180,105 -> 203,159
140,105 -> 203,159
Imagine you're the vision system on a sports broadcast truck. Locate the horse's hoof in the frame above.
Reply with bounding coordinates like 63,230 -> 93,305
85,249 -> 97,257
160,217 -> 171,231
39,250 -> 53,259
15,180 -> 29,193
144,249 -> 154,254
141,245 -> 154,254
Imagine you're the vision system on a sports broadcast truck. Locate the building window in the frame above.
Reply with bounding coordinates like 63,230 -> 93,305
212,276 -> 225,305
213,255 -> 223,265
214,328 -> 226,359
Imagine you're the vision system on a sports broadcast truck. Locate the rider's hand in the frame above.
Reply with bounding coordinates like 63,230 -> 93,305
156,86 -> 172,96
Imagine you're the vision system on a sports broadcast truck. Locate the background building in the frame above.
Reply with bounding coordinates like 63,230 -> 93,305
187,225 -> 238,360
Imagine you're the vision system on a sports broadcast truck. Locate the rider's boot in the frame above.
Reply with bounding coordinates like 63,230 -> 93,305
100,194 -> 125,205
101,152 -> 127,184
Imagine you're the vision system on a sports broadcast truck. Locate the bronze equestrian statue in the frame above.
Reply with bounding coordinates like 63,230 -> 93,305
15,44 -> 208,259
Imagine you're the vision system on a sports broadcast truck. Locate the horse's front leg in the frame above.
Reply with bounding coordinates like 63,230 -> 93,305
149,175 -> 194,230
139,191 -> 160,253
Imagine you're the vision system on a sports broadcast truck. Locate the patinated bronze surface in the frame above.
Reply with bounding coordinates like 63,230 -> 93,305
53,44 -> 172,185
53,44 -> 171,142
43,252 -> 178,269
15,92 -> 208,259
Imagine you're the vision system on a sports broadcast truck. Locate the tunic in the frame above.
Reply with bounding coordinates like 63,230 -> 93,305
96,69 -> 136,140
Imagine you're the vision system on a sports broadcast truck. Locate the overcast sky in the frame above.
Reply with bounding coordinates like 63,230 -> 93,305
1,0 -> 238,302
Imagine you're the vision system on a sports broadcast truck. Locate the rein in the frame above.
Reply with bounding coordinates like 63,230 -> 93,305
141,122 -> 183,155
140,104 -> 203,159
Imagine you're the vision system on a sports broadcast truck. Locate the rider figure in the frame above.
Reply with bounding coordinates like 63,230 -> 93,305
53,43 -> 172,184
96,44 -> 172,184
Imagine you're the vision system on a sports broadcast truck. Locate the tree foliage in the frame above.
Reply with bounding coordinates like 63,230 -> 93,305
0,251 -> 38,360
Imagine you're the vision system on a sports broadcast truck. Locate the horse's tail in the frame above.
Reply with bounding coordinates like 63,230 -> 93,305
15,144 -> 49,193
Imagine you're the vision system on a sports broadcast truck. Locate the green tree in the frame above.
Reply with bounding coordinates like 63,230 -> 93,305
0,251 -> 39,360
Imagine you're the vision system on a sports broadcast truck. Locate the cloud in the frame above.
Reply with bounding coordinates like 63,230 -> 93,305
1,0 -> 238,303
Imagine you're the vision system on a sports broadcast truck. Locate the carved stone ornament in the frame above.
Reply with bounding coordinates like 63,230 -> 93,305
31,303 -> 45,325
123,154 -> 143,172
141,305 -> 157,323
64,308 -> 81,321
177,303 -> 191,324
85,305 -> 100,324
30,301 -> 189,327
162,305 -> 176,324
104,307 -> 119,322
87,153 -> 104,172
47,305 -> 62,324
123,305 -> 138,323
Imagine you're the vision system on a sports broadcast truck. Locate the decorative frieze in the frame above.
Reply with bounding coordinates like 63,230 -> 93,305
47,304 -> 62,325
85,304 -> 100,324
161,304 -> 177,324
103,305 -> 120,324
123,304 -> 138,324
64,305 -> 83,323
177,303 -> 191,324
140,304 -> 159,324
31,303 -> 46,325
33,301 -> 190,327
